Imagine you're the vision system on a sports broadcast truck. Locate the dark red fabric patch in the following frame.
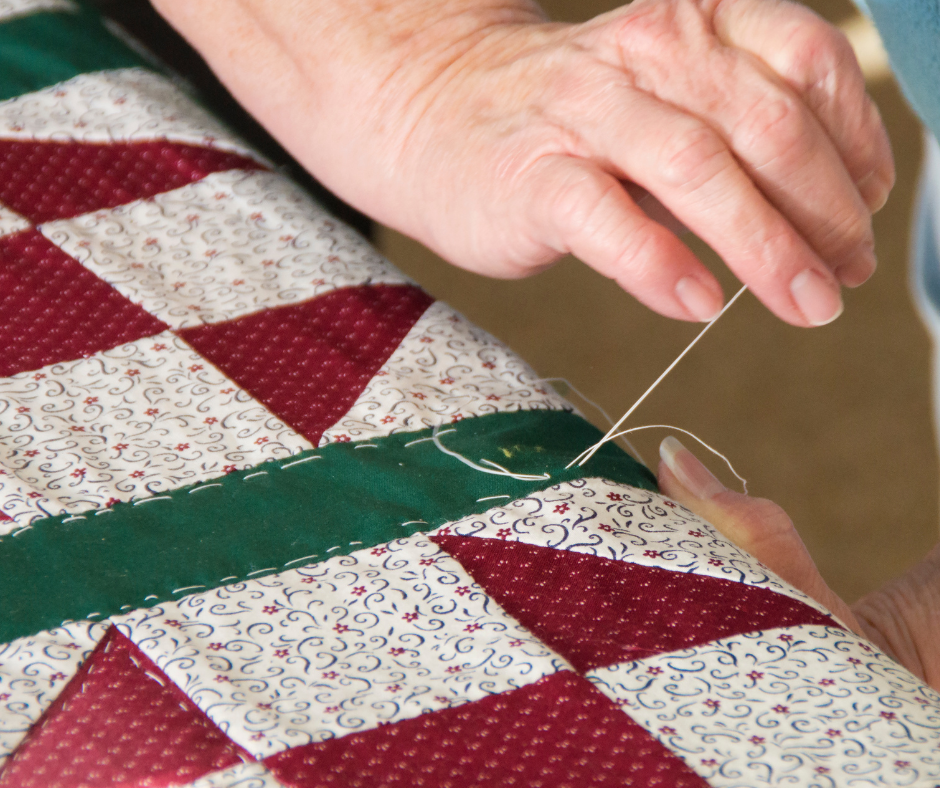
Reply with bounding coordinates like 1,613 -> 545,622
0,139 -> 262,223
0,627 -> 247,788
432,535 -> 839,672
264,671 -> 707,788
180,285 -> 433,445
0,230 -> 168,376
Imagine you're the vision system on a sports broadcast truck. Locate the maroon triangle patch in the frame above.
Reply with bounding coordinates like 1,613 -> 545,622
0,626 -> 249,788
432,535 -> 839,672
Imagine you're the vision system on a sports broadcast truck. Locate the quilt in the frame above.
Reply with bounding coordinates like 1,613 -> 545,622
0,2 -> 939,786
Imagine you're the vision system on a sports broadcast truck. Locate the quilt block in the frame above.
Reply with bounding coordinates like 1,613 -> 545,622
0,2 -> 938,786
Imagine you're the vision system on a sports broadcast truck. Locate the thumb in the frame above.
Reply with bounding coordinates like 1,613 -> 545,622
657,435 -> 862,633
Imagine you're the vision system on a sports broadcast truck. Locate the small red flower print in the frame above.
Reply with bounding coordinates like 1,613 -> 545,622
164,620 -> 182,628
496,528 -> 512,540
402,612 -> 418,622
333,623 -> 350,633
482,361 -> 496,369
419,337 -> 433,344
848,657 -> 862,665
223,465 -> 238,474
419,558 -> 436,566
301,577 -> 315,584
371,547 -> 388,556
27,491 -> 42,498
172,281 -> 185,290
508,639 -> 523,647
186,214 -> 200,223
386,684 -> 402,693
350,586 -> 367,596
189,364 -> 203,373
643,550 -> 660,558
659,726 -> 677,735
827,729 -> 841,737
895,761 -> 910,768
126,369 -> 140,376
746,671 -> 764,681
381,416 -> 395,424
411,392 -> 427,400
859,642 -> 873,652
262,605 -> 280,615
708,558 -> 723,566
647,666 -> 662,675
49,673 -> 67,683
778,634 -> 794,642
440,378 -> 454,385
701,759 -> 718,767
214,675 -> 231,683
455,586 -> 470,596
704,699 -> 720,710
130,470 -> 145,479
250,732 -> 265,741
70,426 -> 86,433
84,397 -> 98,405
250,212 -> 263,221
916,697 -> 929,705
175,443 -> 190,451
437,527 -> 452,536
63,643 -> 80,650
772,705 -> 789,714
598,524 -> 614,532
114,443 -> 129,451
222,388 -> 236,394
880,711 -> 897,720
688,530 -> 706,538
446,666 -> 462,674
553,503 -> 570,514
819,678 -> 835,686
205,249 -> 219,258
279,235 -> 295,242
16,407 -> 29,413
258,702 -> 273,710
106,497 -> 121,508
144,237 -> 158,246
24,450 -> 39,458
145,408 -> 159,417
207,643 -> 225,651
0,693 -> 9,701
450,414 -> 464,423
33,373 -> 45,381
464,623 -> 482,633
749,736 -> 764,745
311,278 -> 326,286
152,344 -> 167,352
335,435 -> 351,443
233,279 -> 245,286
663,500 -> 676,508
274,649 -> 289,658
70,468 -> 86,479
204,417 -> 218,425
607,493 -> 622,502
255,437 -> 269,445
486,394 -> 500,401
389,647 -> 405,656
262,259 -> 275,267
322,671 -> 339,680
815,767 -> 829,775
188,304 -> 201,310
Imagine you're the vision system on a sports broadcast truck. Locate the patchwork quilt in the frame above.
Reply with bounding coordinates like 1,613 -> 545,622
1,2 -> 939,786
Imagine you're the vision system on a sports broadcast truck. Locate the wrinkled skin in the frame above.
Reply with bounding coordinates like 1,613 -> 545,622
153,0 -> 894,325
659,437 -> 940,690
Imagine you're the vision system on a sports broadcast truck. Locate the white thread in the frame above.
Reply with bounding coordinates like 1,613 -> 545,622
404,435 -> 435,448
220,576 -> 239,582
94,508 -> 114,515
327,545 -> 341,552
283,555 -> 318,567
247,568 -> 275,576
144,595 -> 158,601
189,484 -> 223,494
62,516 -> 86,523
431,424 -> 550,482
281,455 -> 321,468
145,671 -> 165,686
570,285 -> 749,468
11,526 -> 32,536
477,495 -> 511,502
133,496 -> 172,506
401,520 -> 426,526
128,655 -> 139,668
354,444 -> 378,449
87,612 -> 101,618
243,471 -> 268,480
349,541 -> 363,546
607,425 -> 747,493
172,585 -> 204,594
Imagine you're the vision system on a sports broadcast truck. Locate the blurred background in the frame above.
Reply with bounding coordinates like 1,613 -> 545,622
97,0 -> 935,603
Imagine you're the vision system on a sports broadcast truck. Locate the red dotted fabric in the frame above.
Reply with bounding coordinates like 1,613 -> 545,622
432,535 -> 839,671
264,671 -> 708,788
180,284 -> 434,445
0,230 -> 168,377
0,627 -> 247,788
0,140 -> 262,224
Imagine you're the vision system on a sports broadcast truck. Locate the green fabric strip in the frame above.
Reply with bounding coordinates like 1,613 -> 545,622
0,6 -> 150,103
0,410 -> 654,644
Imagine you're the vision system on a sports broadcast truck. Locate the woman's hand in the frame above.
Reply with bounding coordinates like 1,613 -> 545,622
153,0 -> 893,326
659,436 -> 940,689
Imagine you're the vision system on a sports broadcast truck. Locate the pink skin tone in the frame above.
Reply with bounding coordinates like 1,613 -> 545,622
153,0 -> 893,326
659,436 -> 940,691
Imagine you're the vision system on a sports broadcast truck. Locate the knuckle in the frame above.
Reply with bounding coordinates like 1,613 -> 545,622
657,124 -> 730,189
734,91 -> 806,158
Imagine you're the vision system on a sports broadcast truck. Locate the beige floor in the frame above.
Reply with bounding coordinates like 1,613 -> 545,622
375,0 -> 936,602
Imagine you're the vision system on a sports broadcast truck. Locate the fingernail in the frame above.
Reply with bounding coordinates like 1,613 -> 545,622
659,436 -> 726,500
789,270 -> 843,326
676,277 -> 721,321
857,169 -> 891,213
835,246 -> 877,288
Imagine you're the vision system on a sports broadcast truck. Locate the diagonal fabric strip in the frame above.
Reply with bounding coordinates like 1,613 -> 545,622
0,409 -> 654,645
432,536 -> 840,672
263,671 -> 709,788
0,5 -> 150,102
0,140 -> 264,223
